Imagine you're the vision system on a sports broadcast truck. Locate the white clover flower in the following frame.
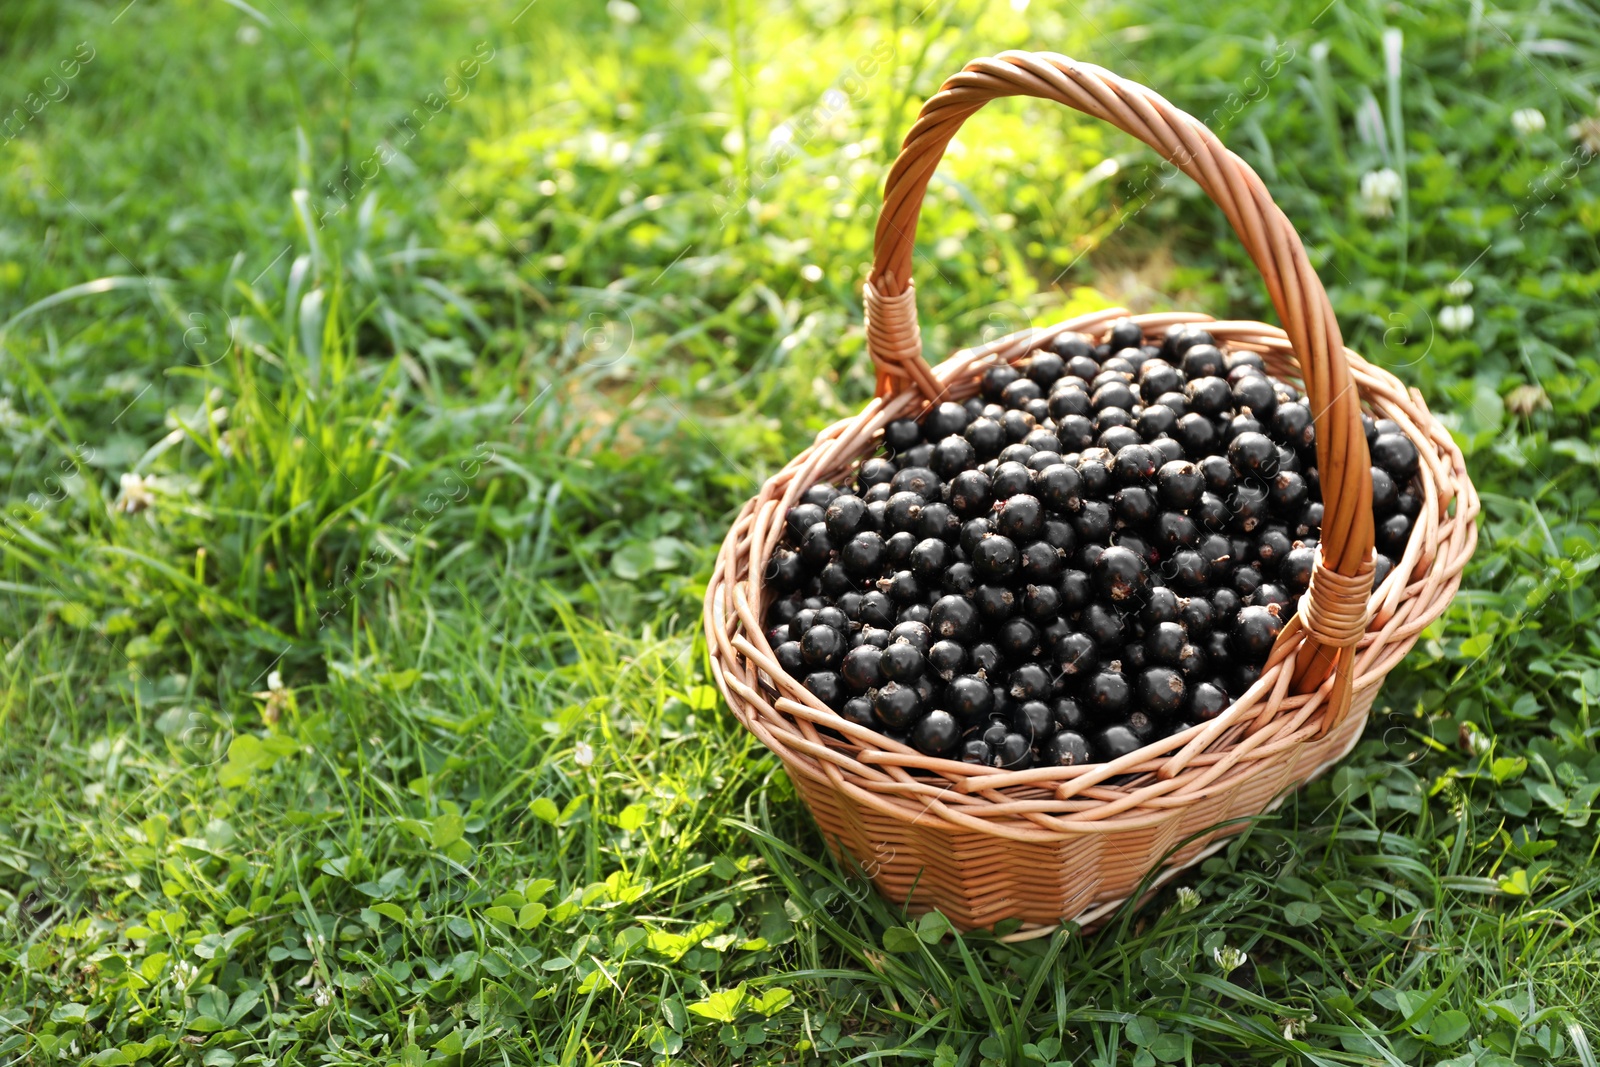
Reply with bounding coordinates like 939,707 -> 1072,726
116,472 -> 155,514
171,959 -> 200,988
1439,305 -> 1475,335
1213,944 -> 1248,974
1357,168 -> 1402,218
1446,278 -> 1473,300
1282,1015 -> 1313,1041
574,740 -> 595,767
1569,117 -> 1600,155
1511,108 -> 1546,136
1175,887 -> 1200,913
607,0 -> 641,24
313,986 -> 332,1007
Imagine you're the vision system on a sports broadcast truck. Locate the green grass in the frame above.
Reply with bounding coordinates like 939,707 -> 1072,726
2,0 -> 1599,1063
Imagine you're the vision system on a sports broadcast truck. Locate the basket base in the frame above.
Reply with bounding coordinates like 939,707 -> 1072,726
786,680 -> 1382,932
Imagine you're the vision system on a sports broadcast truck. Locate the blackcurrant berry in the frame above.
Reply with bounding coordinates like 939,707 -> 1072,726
1045,730 -> 1092,766
946,675 -> 994,724
872,681 -> 921,728
1180,343 -> 1226,380
909,709 -> 960,756
923,401 -> 970,441
1230,604 -> 1283,659
840,645 -> 885,690
1092,546 -> 1147,606
972,534 -> 1021,581
1097,724 -> 1142,760
1228,431 -> 1280,482
805,671 -> 847,710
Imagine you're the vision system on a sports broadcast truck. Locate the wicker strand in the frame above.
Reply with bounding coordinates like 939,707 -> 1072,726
864,279 -> 942,400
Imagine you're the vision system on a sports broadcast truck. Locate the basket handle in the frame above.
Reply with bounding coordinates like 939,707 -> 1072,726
864,51 -> 1375,704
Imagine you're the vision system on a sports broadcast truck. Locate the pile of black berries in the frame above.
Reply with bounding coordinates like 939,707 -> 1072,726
763,320 -> 1421,769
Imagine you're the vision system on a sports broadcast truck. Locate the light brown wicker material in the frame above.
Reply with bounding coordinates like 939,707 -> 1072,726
704,52 -> 1478,936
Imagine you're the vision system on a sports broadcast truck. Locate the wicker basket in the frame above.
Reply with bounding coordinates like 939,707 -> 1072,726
704,51 -> 1478,938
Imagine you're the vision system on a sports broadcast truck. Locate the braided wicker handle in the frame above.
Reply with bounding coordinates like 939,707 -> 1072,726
865,51 -> 1375,703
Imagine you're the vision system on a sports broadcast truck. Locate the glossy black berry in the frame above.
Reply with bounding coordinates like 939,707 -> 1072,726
1138,667 -> 1187,716
1371,432 -> 1420,479
840,645 -> 884,690
1185,375 -> 1231,417
960,738 -> 993,764
804,671 -> 847,710
948,469 -> 993,516
801,624 -> 847,669
998,617 -> 1041,659
1073,499 -> 1114,543
1084,670 -> 1131,716
1189,682 -> 1229,721
993,732 -> 1034,769
1180,343 -> 1226,380
911,709 -> 960,756
908,537 -> 950,580
1108,319 -> 1144,350
1044,730 -> 1092,767
1228,431 -> 1280,483
1231,374 -> 1277,418
1230,605 -> 1283,659
1010,699 -> 1055,743
1376,512 -> 1413,556
964,417 -> 1006,460
924,402 -> 969,441
883,419 -> 922,454
1097,724 -> 1142,760
972,534 -> 1021,581
872,681 -> 920,728
840,696 -> 876,728
991,461 -> 1034,500
927,639 -> 967,681
1269,470 -> 1309,513
1091,546 -> 1147,606
969,642 -> 1002,676
973,583 -> 1017,622
946,675 -> 994,724
1272,402 -> 1315,450
1017,541 -> 1062,584
995,494 -> 1044,541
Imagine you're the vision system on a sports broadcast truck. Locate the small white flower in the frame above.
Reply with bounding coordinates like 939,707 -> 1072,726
171,959 -> 200,989
1281,1015 -> 1313,1041
1175,887 -> 1201,913
236,24 -> 262,46
606,0 -> 641,24
574,740 -> 595,767
116,472 -> 155,514
1511,108 -> 1546,136
1357,168 -> 1402,219
313,986 -> 332,1007
1569,117 -> 1600,155
1446,278 -> 1473,300
267,670 -> 283,691
1439,304 -> 1475,335
800,264 -> 824,283
1213,944 -> 1248,974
